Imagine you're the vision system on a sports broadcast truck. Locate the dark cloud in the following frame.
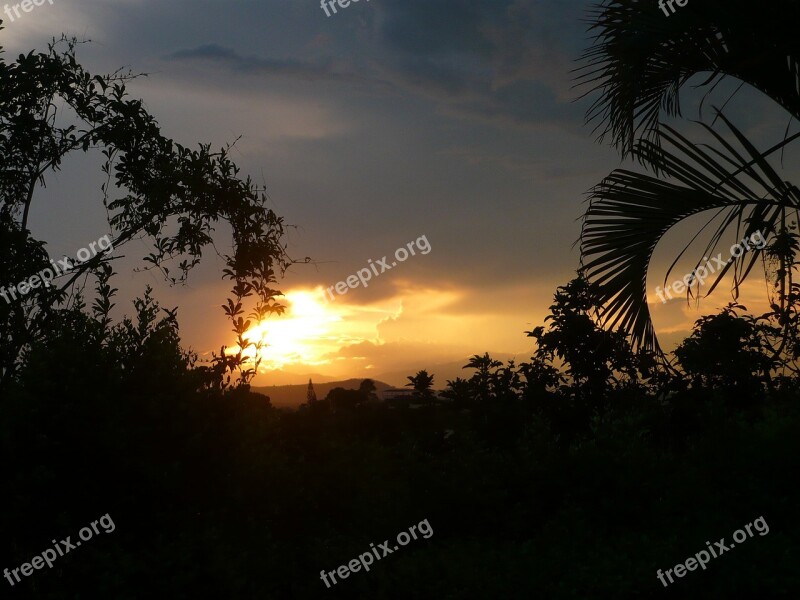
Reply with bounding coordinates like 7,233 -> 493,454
166,44 -> 357,83
162,0 -> 584,130
379,0 -> 497,57
368,0 -> 585,127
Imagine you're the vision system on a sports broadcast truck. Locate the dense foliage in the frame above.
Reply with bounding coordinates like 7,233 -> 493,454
2,274 -> 800,599
3,5 -> 800,598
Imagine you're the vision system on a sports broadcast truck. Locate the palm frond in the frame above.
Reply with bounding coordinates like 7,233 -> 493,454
578,0 -> 800,159
581,115 -> 800,351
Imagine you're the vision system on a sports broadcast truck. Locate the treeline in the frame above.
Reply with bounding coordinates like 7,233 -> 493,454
2,275 -> 799,598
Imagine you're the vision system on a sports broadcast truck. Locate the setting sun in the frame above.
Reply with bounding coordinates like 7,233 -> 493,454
240,289 -> 342,369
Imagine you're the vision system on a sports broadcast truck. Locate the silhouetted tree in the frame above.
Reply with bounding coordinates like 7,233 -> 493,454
359,378 -> 378,402
325,387 -> 365,411
307,378 -> 318,404
578,0 -> 800,353
441,377 -> 473,408
517,355 -> 564,407
527,275 -> 641,403
674,303 -> 775,394
406,370 -> 436,406
463,353 -> 502,402
0,35 -> 295,389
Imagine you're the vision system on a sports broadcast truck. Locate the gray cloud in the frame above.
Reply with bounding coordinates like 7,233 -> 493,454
158,0 -> 584,130
166,43 -> 363,83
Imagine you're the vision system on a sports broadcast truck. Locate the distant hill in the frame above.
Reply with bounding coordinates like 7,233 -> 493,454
253,369 -> 338,386
252,378 -> 395,409
372,353 -> 518,387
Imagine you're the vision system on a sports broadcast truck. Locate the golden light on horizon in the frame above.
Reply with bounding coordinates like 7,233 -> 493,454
240,288 -> 343,369
226,282 -> 536,384
232,287 -> 410,374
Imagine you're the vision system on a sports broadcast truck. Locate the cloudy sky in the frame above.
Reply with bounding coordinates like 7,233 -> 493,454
1,0 -> 794,386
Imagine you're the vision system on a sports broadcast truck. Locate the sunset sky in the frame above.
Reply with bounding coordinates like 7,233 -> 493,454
2,0 -> 794,386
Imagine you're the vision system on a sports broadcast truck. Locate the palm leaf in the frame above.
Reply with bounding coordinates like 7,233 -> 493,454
581,115 -> 800,351
578,0 -> 800,159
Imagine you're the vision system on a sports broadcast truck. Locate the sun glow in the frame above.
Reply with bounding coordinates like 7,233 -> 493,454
240,289 -> 342,369
228,284 -> 477,383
